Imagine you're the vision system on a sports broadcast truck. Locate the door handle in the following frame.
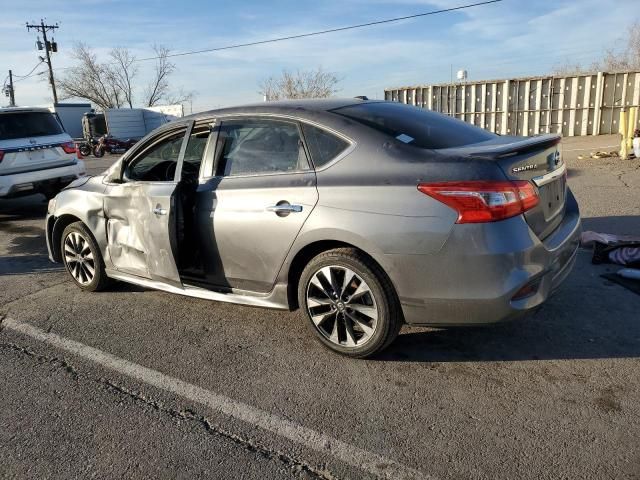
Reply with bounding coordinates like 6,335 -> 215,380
266,203 -> 303,216
152,207 -> 167,215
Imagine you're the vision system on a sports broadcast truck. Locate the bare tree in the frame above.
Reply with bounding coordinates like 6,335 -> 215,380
599,21 -> 640,71
109,47 -> 138,108
59,43 -> 126,109
259,67 -> 341,101
554,20 -> 640,74
145,45 -> 174,107
551,61 -> 594,76
165,88 -> 195,107
60,43 -> 193,110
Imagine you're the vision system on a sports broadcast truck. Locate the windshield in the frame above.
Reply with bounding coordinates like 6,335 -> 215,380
331,102 -> 496,149
0,111 -> 65,141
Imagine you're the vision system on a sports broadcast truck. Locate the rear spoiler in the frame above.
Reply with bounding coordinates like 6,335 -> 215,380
450,134 -> 561,159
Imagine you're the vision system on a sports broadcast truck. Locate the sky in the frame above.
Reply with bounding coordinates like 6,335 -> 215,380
0,0 -> 638,112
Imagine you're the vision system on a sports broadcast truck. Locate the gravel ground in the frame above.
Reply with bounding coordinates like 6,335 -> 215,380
1,137 -> 639,480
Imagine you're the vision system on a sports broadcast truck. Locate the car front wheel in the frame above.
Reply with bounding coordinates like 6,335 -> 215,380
61,222 -> 110,292
298,248 -> 402,358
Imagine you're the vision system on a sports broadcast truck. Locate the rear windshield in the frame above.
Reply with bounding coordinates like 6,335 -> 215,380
331,102 -> 495,149
0,112 -> 64,141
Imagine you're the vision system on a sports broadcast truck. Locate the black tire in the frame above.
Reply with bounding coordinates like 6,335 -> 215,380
298,248 -> 403,358
79,144 -> 92,157
61,222 -> 110,292
93,146 -> 105,158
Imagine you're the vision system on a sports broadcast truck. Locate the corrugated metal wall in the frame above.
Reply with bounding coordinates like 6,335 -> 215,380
104,105 -> 184,139
385,71 -> 640,136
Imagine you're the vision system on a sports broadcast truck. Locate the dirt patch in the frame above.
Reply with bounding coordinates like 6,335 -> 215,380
594,386 -> 624,413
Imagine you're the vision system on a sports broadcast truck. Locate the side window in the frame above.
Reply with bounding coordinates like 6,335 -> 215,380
124,130 -> 186,182
301,123 -> 350,168
216,120 -> 309,176
181,126 -> 210,181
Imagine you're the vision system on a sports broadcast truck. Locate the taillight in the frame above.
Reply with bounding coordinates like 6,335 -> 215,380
418,180 -> 539,223
60,141 -> 76,154
0,150 -> 4,163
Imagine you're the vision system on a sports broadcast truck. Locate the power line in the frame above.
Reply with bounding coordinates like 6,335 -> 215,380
142,0 -> 502,61
13,60 -> 45,80
53,0 -> 501,71
14,70 -> 46,83
2,61 -> 46,95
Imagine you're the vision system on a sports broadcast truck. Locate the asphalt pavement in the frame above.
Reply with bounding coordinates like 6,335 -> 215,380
1,141 -> 639,480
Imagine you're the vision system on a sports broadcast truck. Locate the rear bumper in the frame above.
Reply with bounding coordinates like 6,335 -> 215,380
392,190 -> 582,326
0,161 -> 86,198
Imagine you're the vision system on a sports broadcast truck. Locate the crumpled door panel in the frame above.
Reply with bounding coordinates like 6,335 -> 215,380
104,182 -> 180,285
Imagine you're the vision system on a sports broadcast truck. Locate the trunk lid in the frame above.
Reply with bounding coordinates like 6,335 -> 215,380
444,134 -> 566,239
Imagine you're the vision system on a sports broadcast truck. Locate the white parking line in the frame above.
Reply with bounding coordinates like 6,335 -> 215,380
2,317 -> 430,480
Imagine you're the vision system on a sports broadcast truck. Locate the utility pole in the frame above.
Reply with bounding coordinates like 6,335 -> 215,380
26,19 -> 59,104
4,70 -> 16,106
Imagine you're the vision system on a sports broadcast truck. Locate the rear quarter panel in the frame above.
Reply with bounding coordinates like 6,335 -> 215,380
277,138 -> 463,287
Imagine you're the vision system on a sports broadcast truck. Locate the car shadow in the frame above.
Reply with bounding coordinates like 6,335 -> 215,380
0,255 -> 63,276
0,195 -> 56,276
0,194 -> 48,222
581,215 -> 640,236
379,307 -> 640,363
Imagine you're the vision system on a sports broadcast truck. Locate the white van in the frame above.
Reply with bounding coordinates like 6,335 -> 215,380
0,107 -> 86,199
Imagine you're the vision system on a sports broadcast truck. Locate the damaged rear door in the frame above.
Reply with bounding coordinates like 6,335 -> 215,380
103,123 -> 192,285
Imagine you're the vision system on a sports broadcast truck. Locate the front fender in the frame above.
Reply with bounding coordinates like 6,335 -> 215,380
49,179 -> 108,264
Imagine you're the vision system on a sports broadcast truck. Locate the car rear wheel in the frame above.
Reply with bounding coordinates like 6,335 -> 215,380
61,222 -> 110,292
298,248 -> 402,358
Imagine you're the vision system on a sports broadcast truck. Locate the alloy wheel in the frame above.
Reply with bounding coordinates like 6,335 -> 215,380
63,231 -> 96,286
306,265 -> 378,347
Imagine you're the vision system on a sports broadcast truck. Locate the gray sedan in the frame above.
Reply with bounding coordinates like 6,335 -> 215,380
45,99 -> 581,358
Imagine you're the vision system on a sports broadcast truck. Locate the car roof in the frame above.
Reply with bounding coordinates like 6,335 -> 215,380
183,98 -> 384,122
0,106 -> 53,114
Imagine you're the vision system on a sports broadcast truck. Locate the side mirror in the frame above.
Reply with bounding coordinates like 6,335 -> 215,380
103,157 -> 125,184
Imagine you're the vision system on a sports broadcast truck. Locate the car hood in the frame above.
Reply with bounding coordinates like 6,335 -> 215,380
62,174 -> 106,193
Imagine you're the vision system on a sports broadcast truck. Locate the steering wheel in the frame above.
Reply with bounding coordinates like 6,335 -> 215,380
160,143 -> 181,161
136,160 -> 175,181
181,161 -> 199,178
164,161 -> 177,181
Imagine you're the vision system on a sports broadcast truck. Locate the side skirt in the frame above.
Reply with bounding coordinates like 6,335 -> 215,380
105,269 -> 290,310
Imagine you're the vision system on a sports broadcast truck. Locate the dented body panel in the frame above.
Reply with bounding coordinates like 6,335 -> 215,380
46,175 -> 108,263
47,99 -> 581,325
104,181 -> 181,286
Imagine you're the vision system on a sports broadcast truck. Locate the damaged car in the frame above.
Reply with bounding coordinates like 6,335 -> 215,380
46,99 -> 581,358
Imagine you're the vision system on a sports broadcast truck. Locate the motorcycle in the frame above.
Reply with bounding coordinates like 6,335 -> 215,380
92,135 -> 137,158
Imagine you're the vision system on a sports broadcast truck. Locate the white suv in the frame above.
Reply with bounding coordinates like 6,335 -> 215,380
0,107 -> 86,199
